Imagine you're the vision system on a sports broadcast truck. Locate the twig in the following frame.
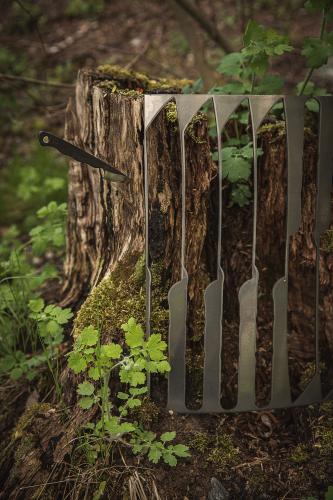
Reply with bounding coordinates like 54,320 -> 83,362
125,42 -> 151,70
0,73 -> 74,89
299,9 -> 327,95
173,0 -> 233,53
14,0 -> 47,57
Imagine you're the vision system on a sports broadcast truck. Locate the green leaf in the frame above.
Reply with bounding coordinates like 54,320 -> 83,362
118,422 -> 136,434
306,98 -> 320,113
156,360 -> 171,373
28,298 -> 44,313
173,444 -> 191,457
163,451 -> 177,467
100,343 -> 122,359
127,398 -> 141,409
78,397 -> 94,409
255,74 -> 284,94
26,369 -> 37,381
244,20 -> 265,46
148,446 -> 162,464
146,334 -> 167,361
10,366 -> 24,380
231,184 -> 251,207
182,78 -> 203,94
122,318 -> 144,348
130,371 -> 146,386
296,80 -> 330,98
217,52 -> 244,77
239,143 -> 254,159
222,154 -> 252,182
80,326 -> 99,346
129,387 -> 148,396
209,82 -> 246,95
161,431 -> 176,443
0,355 -> 16,372
92,480 -> 106,500
68,351 -> 87,374
52,306 -> 73,324
117,392 -> 129,400
88,366 -> 100,380
77,381 -> 95,396
46,320 -> 62,335
302,36 -> 333,69
104,418 -> 124,435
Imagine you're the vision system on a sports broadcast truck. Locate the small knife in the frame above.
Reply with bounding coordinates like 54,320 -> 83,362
38,131 -> 127,183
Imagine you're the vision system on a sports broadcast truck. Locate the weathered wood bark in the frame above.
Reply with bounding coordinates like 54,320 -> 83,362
62,68 -> 215,341
62,69 -> 333,399
63,70 -> 145,304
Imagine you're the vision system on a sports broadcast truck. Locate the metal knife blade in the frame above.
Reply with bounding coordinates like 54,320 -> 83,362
38,131 -> 127,182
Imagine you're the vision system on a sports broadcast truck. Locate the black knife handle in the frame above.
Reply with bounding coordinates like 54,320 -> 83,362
38,131 -> 127,183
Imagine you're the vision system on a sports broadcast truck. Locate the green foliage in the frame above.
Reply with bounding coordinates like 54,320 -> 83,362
0,198 -> 70,395
29,201 -> 67,256
0,298 -> 72,383
28,298 -> 73,345
131,429 -> 190,466
305,0 -> 333,18
204,20 -> 293,207
182,78 -> 204,94
189,430 -> 238,470
206,9 -> 332,207
6,1 -> 44,34
302,34 -> 333,69
170,30 -> 189,56
0,47 -> 27,75
0,145 -> 68,230
212,138 -> 263,207
230,183 -> 252,208
220,143 -> 263,182
298,2 -> 333,95
217,21 -> 292,94
65,0 -> 105,18
68,318 -> 189,467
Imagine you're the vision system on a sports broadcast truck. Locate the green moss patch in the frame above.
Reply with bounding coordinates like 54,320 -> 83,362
189,430 -> 239,471
96,64 -> 191,95
74,256 -> 169,342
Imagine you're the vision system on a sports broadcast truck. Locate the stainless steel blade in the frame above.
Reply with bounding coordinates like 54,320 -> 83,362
144,95 -> 173,344
168,95 -> 210,411
270,96 -> 306,407
236,96 -> 279,411
296,96 -> 333,406
201,96 -> 245,411
142,93 -> 333,413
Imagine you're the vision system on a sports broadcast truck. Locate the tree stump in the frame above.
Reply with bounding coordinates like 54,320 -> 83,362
62,67 -> 333,406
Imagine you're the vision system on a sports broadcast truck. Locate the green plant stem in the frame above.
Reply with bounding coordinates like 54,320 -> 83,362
40,337 -> 63,403
299,10 -> 327,96
234,119 -> 240,141
250,72 -> 256,94
223,129 -> 231,142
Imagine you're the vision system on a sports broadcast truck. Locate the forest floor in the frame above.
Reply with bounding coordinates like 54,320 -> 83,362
0,1 -> 333,499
